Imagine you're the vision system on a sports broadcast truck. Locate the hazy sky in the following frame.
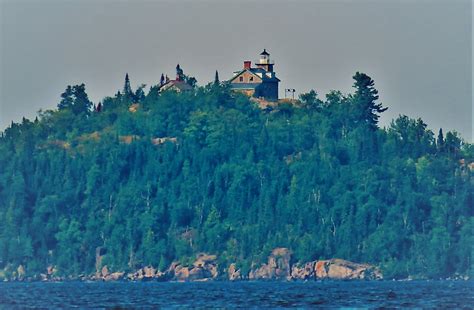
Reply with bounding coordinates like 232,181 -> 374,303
1,0 -> 472,141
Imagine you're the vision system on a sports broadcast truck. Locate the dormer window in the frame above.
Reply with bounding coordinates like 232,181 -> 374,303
239,76 -> 243,82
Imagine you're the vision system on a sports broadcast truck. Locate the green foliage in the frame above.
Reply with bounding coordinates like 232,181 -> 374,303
0,72 -> 471,280
299,89 -> 323,110
57,84 -> 93,115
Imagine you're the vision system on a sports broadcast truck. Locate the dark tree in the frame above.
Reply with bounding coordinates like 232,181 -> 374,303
134,84 -> 146,102
352,72 -> 387,129
71,84 -> 92,115
176,64 -> 184,81
445,131 -> 461,158
160,74 -> 165,86
214,70 -> 220,85
299,89 -> 322,110
58,85 -> 74,110
437,128 -> 444,152
186,76 -> 197,88
123,73 -> 133,97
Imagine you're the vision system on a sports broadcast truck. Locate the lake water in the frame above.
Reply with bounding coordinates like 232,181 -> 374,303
1,280 -> 472,308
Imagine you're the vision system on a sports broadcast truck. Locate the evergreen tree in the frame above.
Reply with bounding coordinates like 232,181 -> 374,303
160,73 -> 165,86
134,84 -> 146,103
176,64 -> 184,81
186,76 -> 197,88
214,70 -> 220,86
71,84 -> 92,115
445,131 -> 461,158
123,73 -> 133,98
299,89 -> 322,110
57,85 -> 74,110
352,72 -> 387,130
437,128 -> 444,152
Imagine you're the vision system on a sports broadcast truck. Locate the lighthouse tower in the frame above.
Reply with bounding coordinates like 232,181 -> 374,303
255,49 -> 274,72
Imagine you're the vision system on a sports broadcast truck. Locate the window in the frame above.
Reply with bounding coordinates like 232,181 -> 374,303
239,76 -> 243,82
249,76 -> 254,82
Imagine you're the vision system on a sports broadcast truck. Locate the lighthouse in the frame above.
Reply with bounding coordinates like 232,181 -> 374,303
228,49 -> 280,101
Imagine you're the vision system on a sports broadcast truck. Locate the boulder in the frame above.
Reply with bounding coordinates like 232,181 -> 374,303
315,259 -> 382,280
188,267 -> 212,281
193,254 -> 217,268
173,265 -> 191,282
17,265 -> 26,281
167,254 -> 219,281
123,267 -> 166,281
101,265 -> 109,278
248,264 -> 270,280
269,248 -> 292,278
249,248 -> 292,280
227,263 -> 242,281
143,266 -> 156,278
291,261 -> 316,280
105,272 -> 125,281
249,249 -> 382,281
315,261 -> 329,278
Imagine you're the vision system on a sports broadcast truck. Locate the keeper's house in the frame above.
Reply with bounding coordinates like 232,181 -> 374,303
229,49 -> 280,101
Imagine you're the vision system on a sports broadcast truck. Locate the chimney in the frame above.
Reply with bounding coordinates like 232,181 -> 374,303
244,61 -> 251,70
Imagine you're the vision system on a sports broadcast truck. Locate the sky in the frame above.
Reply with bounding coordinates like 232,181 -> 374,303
1,0 -> 472,141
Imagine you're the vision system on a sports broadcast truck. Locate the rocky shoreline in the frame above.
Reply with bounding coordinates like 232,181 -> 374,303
2,248 -> 392,282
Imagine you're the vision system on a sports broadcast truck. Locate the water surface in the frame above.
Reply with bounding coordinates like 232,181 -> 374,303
1,280 -> 472,308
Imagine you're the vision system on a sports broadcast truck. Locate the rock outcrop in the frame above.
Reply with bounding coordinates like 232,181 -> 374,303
227,263 -> 242,281
1,248 -> 383,282
105,272 -> 125,281
314,259 -> 382,280
249,248 -> 292,280
126,266 -> 166,281
291,261 -> 316,280
249,249 -> 382,281
17,265 -> 26,281
168,253 -> 219,282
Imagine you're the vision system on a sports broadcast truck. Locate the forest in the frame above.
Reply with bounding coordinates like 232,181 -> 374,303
0,69 -> 472,280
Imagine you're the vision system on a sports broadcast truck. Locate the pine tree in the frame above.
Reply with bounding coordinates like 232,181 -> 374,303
214,70 -> 220,86
134,84 -> 146,102
437,128 -> 444,152
352,72 -> 387,130
123,73 -> 132,97
71,84 -> 92,115
58,85 -> 74,110
176,64 -> 184,81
